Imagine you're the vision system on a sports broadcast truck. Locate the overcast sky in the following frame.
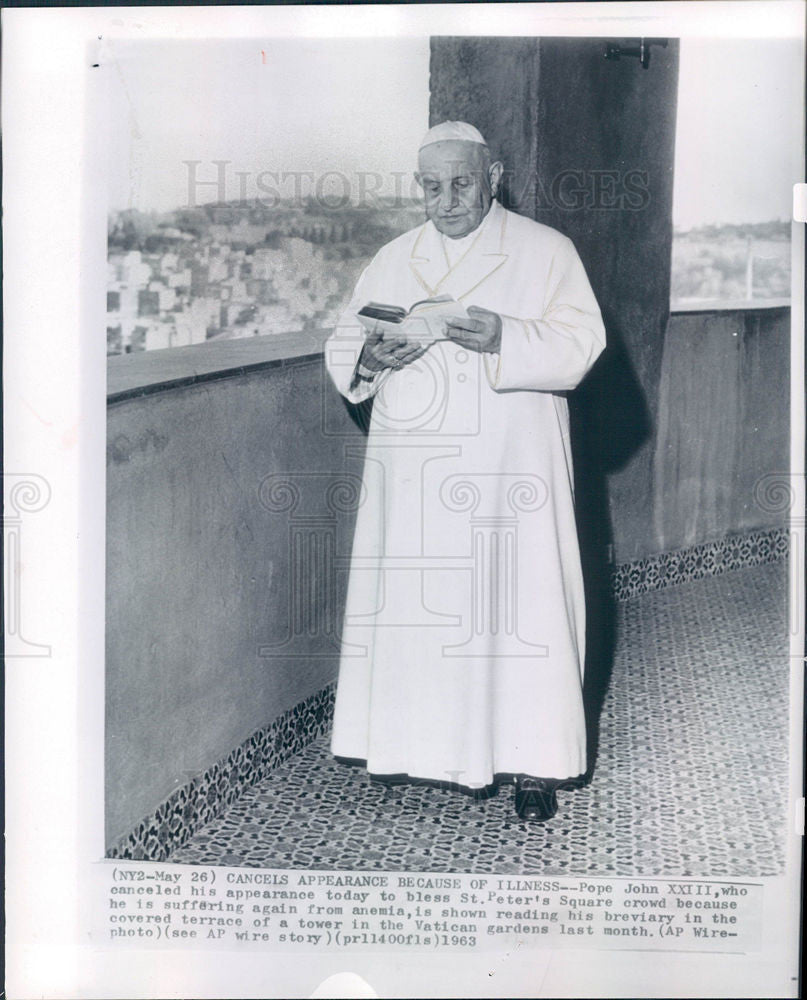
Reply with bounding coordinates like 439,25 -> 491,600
107,36 -> 803,228
673,37 -> 803,228
107,38 -> 431,214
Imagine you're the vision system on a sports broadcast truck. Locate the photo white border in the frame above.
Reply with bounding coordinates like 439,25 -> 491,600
3,3 -> 804,997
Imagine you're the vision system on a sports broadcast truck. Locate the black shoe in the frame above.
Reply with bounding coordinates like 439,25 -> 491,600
514,776 -> 559,822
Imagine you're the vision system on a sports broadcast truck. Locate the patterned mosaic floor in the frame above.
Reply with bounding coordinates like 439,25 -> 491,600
170,561 -> 789,876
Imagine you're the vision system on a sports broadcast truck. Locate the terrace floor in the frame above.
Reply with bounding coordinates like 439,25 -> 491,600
170,560 -> 788,877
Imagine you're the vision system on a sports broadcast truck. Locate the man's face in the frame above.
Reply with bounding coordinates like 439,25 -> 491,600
416,140 -> 499,239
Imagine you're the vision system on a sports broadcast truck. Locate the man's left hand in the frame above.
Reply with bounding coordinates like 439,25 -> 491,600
444,305 -> 502,354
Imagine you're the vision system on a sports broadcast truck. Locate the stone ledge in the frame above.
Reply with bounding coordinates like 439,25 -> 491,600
107,328 -> 330,404
107,303 -> 790,402
670,299 -> 790,315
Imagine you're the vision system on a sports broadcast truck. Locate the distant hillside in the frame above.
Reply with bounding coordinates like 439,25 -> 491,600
671,220 -> 790,305
109,198 -> 426,256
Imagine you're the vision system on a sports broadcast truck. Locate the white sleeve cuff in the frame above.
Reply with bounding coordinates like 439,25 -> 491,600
355,360 -> 380,382
483,349 -> 502,389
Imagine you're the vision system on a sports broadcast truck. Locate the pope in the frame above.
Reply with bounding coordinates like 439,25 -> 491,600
325,121 -> 606,821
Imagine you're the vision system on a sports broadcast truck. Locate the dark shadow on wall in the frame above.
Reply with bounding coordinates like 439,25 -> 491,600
571,311 -> 653,782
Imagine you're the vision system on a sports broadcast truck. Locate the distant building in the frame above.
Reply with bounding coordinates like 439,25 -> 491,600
107,199 -> 429,354
138,290 -> 160,317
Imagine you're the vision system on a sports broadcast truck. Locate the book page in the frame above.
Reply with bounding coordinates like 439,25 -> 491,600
402,297 -> 469,345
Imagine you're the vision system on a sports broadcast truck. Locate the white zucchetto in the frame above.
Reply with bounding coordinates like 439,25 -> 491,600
419,121 -> 488,151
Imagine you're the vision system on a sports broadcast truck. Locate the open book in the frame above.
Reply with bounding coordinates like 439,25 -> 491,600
357,294 -> 469,346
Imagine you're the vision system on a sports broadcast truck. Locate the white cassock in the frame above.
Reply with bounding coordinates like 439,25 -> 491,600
325,198 -> 605,787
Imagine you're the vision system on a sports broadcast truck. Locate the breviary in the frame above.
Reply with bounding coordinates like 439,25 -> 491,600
357,293 -> 469,345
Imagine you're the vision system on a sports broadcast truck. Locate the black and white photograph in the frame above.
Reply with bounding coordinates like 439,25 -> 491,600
103,25 -> 800,874
4,3 -> 805,997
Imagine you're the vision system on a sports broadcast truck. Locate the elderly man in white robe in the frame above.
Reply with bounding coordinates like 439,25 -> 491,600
324,121 -> 606,821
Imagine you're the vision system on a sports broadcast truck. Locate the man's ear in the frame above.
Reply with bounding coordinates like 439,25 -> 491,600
488,161 -> 504,198
413,171 -> 423,190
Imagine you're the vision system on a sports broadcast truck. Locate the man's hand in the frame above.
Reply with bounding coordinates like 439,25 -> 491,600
359,326 -> 428,374
444,305 -> 502,354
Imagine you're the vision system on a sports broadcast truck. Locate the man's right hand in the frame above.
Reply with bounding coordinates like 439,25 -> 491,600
359,326 -> 428,374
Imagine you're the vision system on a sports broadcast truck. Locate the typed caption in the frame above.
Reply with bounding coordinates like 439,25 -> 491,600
103,864 -> 762,953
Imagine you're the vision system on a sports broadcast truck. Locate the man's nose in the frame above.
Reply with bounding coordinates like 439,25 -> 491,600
438,185 -> 458,212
